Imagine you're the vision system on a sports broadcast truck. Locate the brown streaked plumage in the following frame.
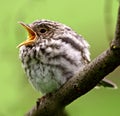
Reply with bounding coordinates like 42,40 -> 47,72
18,19 -> 116,94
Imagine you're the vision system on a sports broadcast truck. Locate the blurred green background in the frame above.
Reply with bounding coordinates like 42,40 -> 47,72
0,0 -> 119,116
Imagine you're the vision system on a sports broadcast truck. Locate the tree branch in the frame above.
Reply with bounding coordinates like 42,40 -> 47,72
26,5 -> 120,116
111,4 -> 120,49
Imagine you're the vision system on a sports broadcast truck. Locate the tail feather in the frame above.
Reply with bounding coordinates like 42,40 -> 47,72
97,78 -> 117,89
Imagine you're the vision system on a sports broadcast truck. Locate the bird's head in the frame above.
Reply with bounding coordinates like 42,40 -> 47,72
17,19 -> 71,48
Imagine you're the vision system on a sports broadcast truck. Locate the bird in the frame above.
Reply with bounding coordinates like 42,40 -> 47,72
17,19 -> 116,94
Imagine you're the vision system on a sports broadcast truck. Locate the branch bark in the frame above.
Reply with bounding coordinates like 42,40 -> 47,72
26,5 -> 120,116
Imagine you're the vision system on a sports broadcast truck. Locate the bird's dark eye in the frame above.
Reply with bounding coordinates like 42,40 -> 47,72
40,28 -> 47,33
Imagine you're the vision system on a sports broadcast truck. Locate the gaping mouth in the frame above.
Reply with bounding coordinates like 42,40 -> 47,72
17,22 -> 37,48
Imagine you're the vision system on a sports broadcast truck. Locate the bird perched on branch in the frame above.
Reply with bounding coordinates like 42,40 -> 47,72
17,19 -> 116,94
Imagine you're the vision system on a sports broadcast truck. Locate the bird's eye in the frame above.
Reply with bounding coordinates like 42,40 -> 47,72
40,28 -> 47,33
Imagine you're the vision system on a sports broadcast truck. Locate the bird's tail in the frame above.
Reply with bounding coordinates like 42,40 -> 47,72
97,78 -> 117,88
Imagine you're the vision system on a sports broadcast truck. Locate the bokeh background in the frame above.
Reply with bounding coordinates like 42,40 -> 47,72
0,0 -> 119,116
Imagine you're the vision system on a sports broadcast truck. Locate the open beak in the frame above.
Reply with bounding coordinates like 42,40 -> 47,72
17,22 -> 37,48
